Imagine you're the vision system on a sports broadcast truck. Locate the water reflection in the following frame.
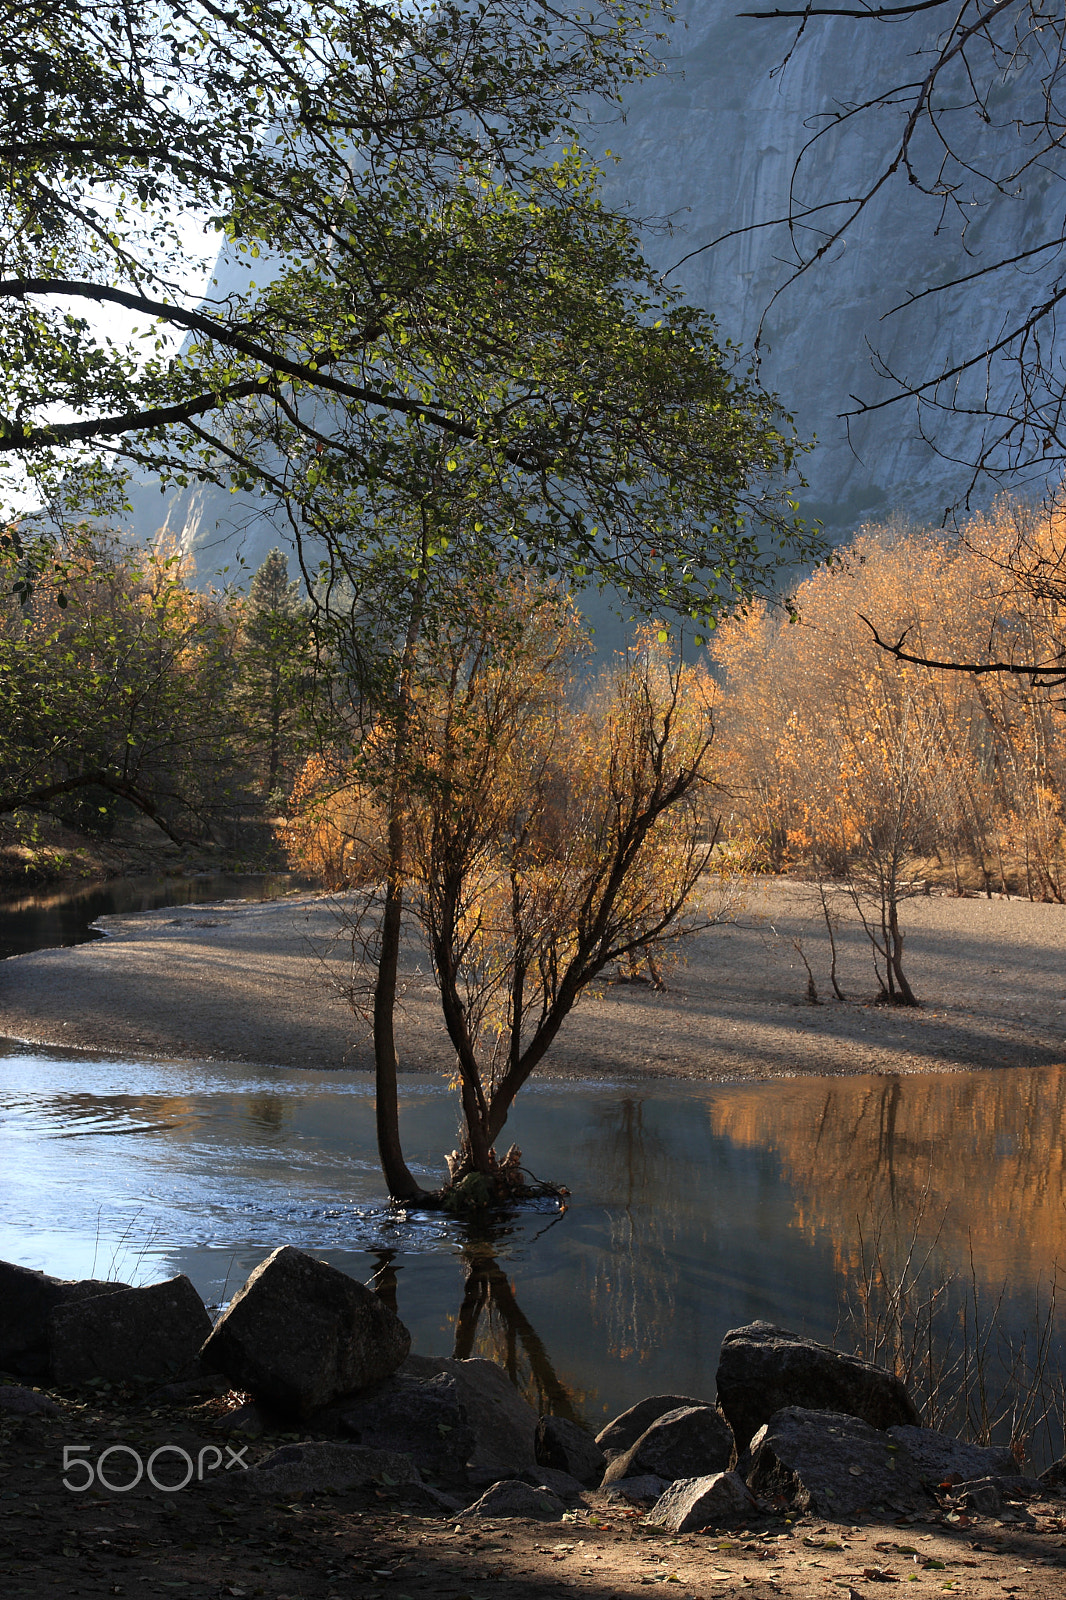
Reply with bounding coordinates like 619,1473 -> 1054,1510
0,871 -> 311,961
705,1067 -> 1066,1291
3,1052 -> 1066,1460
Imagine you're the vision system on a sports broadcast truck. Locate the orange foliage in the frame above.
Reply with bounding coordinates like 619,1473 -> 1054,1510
709,501 -> 1066,901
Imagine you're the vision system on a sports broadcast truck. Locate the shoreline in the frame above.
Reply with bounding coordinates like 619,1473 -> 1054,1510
0,881 -> 1063,1082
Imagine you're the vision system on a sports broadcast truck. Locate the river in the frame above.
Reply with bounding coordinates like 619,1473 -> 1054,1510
1,876 -> 1064,1463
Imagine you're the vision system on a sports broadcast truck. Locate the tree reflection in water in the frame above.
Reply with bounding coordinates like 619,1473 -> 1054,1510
367,1211 -> 589,1426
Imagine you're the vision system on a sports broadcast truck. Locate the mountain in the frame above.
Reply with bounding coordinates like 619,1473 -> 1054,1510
126,1 -> 1045,584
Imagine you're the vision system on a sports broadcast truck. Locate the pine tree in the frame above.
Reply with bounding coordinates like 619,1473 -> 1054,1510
237,550 -> 310,802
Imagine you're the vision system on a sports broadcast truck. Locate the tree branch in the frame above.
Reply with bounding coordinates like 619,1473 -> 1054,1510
858,612 -> 1066,680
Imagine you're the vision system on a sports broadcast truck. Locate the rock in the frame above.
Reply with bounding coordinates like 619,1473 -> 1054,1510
49,1274 -> 211,1386
955,1474 -> 1034,1510
602,1405 -> 734,1487
717,1323 -> 920,1450
0,1383 -> 61,1416
213,1400 -> 267,1437
0,1260 -> 130,1379
400,1354 -> 539,1484
647,1471 -> 756,1532
602,1474 -> 670,1506
887,1425 -> 1020,1487
149,1373 -> 230,1403
241,1441 -> 421,1496
462,1478 -> 565,1520
1039,1457 -> 1066,1490
536,1414 -> 606,1486
747,1406 -> 931,1518
596,1395 -> 702,1460
518,1465 -> 587,1501
339,1371 -> 475,1479
957,1476 -> 1005,1516
200,1247 -> 410,1420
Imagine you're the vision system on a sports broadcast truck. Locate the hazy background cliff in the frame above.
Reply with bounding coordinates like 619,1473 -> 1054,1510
126,0 -> 1043,583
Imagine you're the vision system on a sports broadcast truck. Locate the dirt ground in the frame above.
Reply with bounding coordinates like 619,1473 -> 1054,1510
5,1382 -> 1066,1600
0,879 -> 1063,1082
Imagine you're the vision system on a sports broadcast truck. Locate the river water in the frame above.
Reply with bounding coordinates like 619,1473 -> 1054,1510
0,871 -> 311,961
3,1031 -> 1066,1457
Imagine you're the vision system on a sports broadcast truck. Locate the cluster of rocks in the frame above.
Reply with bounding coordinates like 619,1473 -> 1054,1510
3,1247 -> 1063,1531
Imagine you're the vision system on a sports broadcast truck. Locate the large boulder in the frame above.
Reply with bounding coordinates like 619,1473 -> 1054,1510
648,1471 -> 756,1532
596,1396 -> 705,1460
747,1406 -> 931,1518
535,1415 -> 606,1486
602,1405 -> 734,1487
339,1371 -> 476,1479
887,1425 -> 1020,1488
200,1247 -> 410,1420
0,1260 -> 130,1379
400,1354 -> 540,1484
519,1464 -> 588,1502
49,1274 -> 211,1386
717,1323 -> 920,1450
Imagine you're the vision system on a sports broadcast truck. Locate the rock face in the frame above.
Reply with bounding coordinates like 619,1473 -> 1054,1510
535,1415 -> 606,1486
0,1260 -> 130,1379
602,1405 -> 734,1487
596,1396 -> 703,1460
887,1425 -> 1020,1487
339,1371 -> 476,1478
50,1274 -> 211,1386
121,0 -> 1058,596
748,1406 -> 931,1517
648,1471 -> 756,1532
200,1247 -> 410,1420
400,1354 -> 540,1485
717,1323 -> 920,1450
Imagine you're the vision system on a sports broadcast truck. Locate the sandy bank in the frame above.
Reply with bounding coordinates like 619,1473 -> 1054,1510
0,881 -> 1063,1079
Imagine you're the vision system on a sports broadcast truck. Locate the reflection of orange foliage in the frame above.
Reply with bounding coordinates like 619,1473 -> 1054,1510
706,1068 -> 1066,1294
710,504 -> 1066,897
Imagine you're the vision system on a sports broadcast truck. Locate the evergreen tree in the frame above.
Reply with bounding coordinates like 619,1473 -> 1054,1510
237,550 -> 311,802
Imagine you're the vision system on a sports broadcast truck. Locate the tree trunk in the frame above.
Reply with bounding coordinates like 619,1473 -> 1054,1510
887,899 -> 918,1006
370,516 -> 433,1202
373,810 -> 425,1200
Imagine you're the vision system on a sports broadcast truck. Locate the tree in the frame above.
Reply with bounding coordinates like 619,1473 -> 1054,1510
6,0 -> 828,1203
728,0 -> 1066,500
286,587 -> 736,1201
708,515 -> 1066,1010
0,529 -> 247,841
0,1 -> 819,631
234,549 -> 311,802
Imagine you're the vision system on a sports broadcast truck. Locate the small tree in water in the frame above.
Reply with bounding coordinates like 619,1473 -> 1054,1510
285,583 -> 737,1203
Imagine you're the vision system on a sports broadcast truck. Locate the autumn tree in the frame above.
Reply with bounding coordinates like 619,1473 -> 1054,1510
709,509 -> 1066,999
0,530 -> 247,842
286,584 -> 736,1200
